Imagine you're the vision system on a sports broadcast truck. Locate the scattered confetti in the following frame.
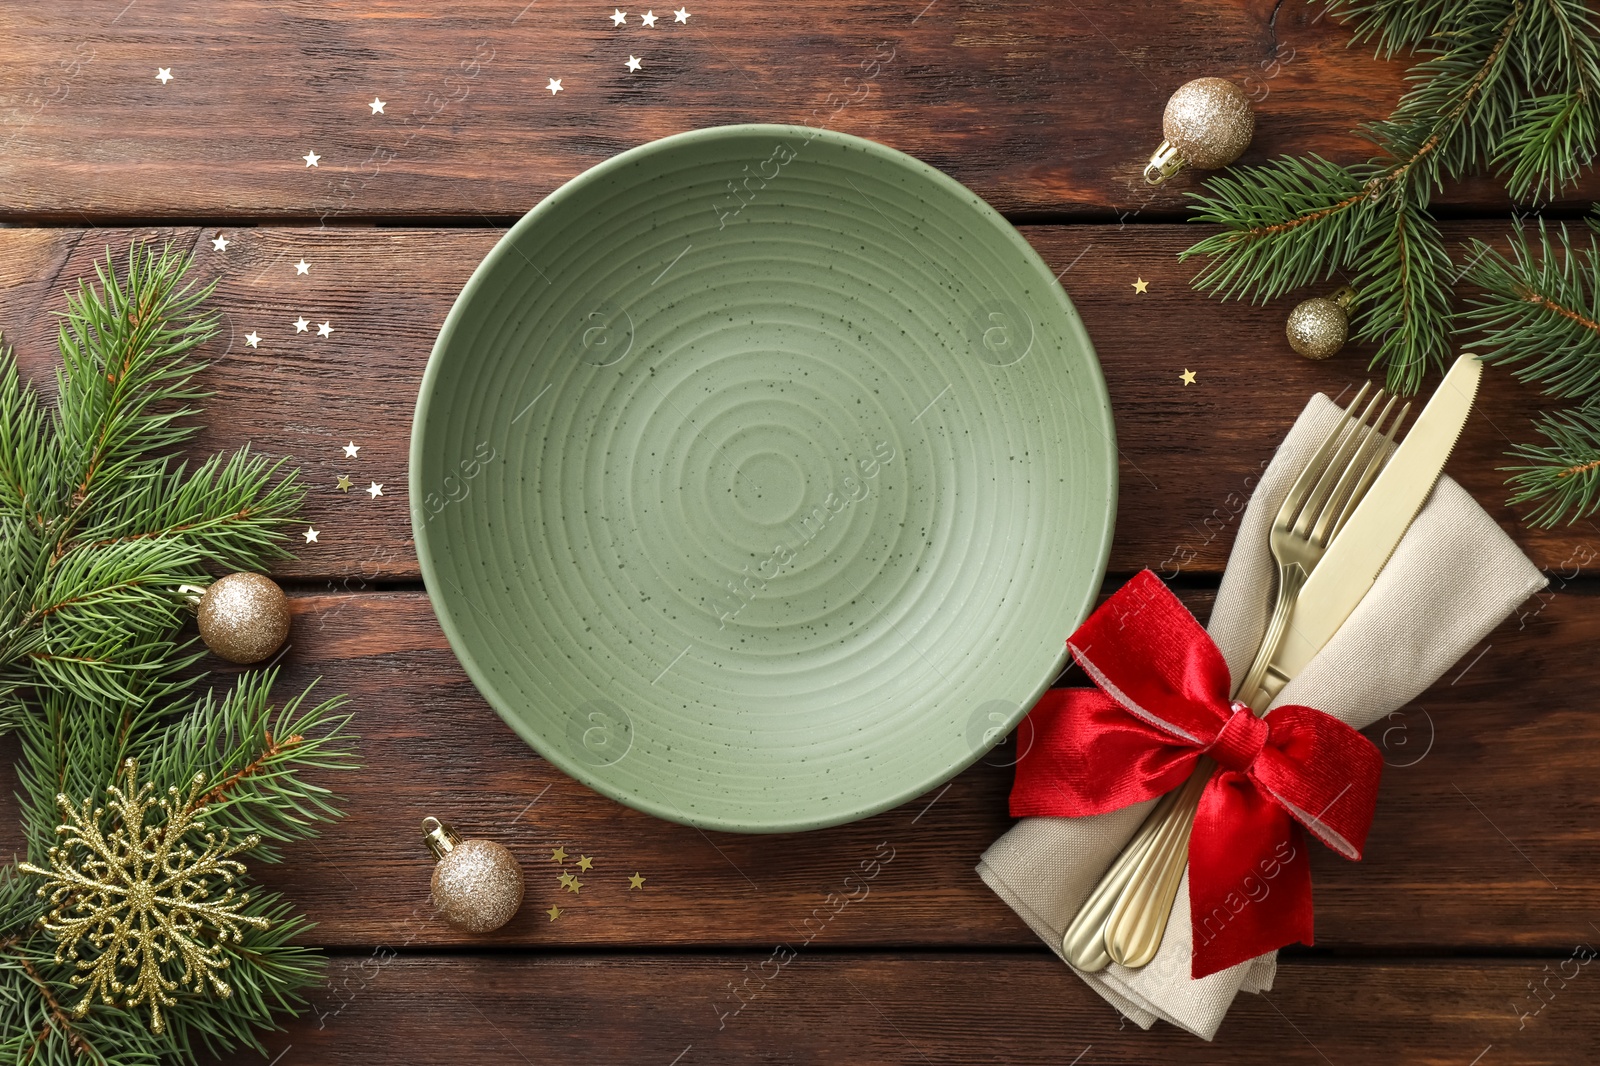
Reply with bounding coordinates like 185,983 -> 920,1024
551,846 -> 568,863
611,8 -> 627,25
156,68 -> 173,85
302,150 -> 321,168
547,78 -> 564,95
294,316 -> 310,333
369,97 -> 386,115
577,855 -> 594,871
547,905 -> 562,921
558,872 -> 575,889
317,321 -> 333,338
244,331 -> 261,348
303,527 -> 319,544
564,877 -> 583,895
210,234 -> 229,252
336,475 -> 352,492
1132,277 -> 1149,294
629,873 -> 646,889
641,9 -> 658,26
1180,368 -> 1197,385
674,6 -> 690,22
343,441 -> 360,459
295,259 -> 310,275
626,55 -> 642,72
367,482 -> 384,498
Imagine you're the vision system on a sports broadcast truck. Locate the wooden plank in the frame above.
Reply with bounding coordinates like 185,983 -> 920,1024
0,585 -> 1578,951
265,953 -> 1598,1064
0,224 -> 1590,582
0,1 -> 1591,221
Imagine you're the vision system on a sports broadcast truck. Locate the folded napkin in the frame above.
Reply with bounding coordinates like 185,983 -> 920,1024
977,391 -> 1547,1039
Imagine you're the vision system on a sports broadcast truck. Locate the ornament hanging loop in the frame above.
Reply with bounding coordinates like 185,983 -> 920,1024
177,583 -> 208,606
1330,284 -> 1357,310
421,816 -> 462,859
1144,141 -> 1184,185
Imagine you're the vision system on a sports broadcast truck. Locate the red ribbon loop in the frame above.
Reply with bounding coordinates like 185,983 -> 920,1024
1009,570 -> 1384,978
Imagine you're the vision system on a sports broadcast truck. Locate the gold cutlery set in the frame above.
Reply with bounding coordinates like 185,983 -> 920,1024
1062,354 -> 1484,972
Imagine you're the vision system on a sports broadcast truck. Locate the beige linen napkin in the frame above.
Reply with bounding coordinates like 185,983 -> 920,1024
977,392 -> 1547,1039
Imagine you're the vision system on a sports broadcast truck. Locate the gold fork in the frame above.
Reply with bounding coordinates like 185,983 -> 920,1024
1061,383 -> 1409,972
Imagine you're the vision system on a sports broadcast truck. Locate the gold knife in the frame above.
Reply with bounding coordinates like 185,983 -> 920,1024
1256,352 -> 1483,706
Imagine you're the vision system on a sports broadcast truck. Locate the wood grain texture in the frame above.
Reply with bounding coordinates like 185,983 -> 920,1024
263,954 -> 1600,1065
0,586 -> 1577,952
1,224 -> 1591,584
1,0 -> 1594,221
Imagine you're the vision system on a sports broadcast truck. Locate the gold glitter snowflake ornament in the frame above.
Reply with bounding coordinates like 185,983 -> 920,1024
18,759 -> 269,1033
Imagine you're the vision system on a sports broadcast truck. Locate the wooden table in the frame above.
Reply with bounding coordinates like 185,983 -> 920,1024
3,2 -> 1597,1062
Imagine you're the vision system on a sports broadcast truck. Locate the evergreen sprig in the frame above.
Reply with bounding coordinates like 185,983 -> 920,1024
0,242 -> 357,1063
1180,0 -> 1600,394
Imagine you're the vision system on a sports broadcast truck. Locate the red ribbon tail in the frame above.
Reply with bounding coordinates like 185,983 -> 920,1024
1188,775 -> 1314,979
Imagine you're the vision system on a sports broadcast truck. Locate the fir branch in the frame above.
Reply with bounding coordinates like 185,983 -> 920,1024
1351,200 -> 1455,393
1316,0 -> 1459,58
1503,405 -> 1600,524
1459,221 -> 1600,398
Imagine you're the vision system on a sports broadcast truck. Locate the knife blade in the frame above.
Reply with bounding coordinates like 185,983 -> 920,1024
1262,352 -> 1483,696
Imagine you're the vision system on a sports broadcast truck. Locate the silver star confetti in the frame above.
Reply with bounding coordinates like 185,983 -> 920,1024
640,9 -> 658,26
611,8 -> 627,25
370,97 -> 386,114
674,7 -> 690,22
343,442 -> 360,459
303,150 -> 321,167
304,527 -> 319,544
211,234 -> 228,252
156,68 -> 173,85
367,482 -> 384,499
547,78 -> 564,94
626,55 -> 642,71
244,331 -> 261,348
295,259 -> 310,275
294,317 -> 310,333
317,321 -> 333,338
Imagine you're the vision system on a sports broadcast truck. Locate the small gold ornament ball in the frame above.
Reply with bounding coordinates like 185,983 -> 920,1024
196,572 -> 290,664
425,818 -> 524,933
1163,77 -> 1256,169
1286,296 -> 1350,360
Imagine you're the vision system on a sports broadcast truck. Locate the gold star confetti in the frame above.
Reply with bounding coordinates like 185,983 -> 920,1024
335,475 -> 352,492
629,873 -> 646,890
577,855 -> 594,871
564,877 -> 583,895
1132,277 -> 1149,294
1180,368 -> 1197,385
547,905 -> 562,921
551,846 -> 568,864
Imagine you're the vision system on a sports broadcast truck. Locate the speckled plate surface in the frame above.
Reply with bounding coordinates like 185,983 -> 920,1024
411,124 -> 1116,832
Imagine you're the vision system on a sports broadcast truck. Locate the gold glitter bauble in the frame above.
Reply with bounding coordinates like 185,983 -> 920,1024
196,572 -> 290,664
1162,77 -> 1255,170
424,817 -> 524,933
1287,295 -> 1351,360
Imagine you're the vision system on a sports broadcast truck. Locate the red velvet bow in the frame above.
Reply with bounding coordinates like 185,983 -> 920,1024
1010,570 -> 1383,978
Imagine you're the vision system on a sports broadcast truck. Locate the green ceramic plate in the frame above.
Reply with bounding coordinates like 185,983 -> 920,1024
412,124 -> 1116,832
